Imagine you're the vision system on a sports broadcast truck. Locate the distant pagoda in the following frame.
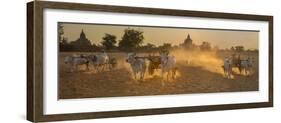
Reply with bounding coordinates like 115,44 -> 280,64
70,29 -> 93,51
181,34 -> 193,49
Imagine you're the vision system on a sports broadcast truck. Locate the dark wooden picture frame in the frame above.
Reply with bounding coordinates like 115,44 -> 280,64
27,1 -> 273,122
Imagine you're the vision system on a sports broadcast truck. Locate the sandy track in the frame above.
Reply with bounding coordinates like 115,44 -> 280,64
59,52 -> 258,99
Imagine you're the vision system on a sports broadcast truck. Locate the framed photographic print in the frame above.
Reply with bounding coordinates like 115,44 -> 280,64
27,1 -> 273,122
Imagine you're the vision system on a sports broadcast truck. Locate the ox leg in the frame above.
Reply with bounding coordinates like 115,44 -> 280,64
167,71 -> 171,81
229,69 -> 233,79
93,65 -> 98,73
103,64 -> 106,71
141,71 -> 145,81
161,71 -> 165,86
85,63 -> 89,71
102,64 -> 105,71
99,65 -> 103,72
133,72 -> 137,81
172,68 -> 176,80
161,71 -> 165,81
246,68 -> 250,76
101,65 -> 104,71
248,67 -> 251,76
239,66 -> 242,74
95,65 -> 98,72
95,65 -> 100,73
97,65 -> 102,72
74,65 -> 78,72
226,72 -> 228,79
226,70 -> 230,79
161,70 -> 164,79
101,64 -> 105,71
105,63 -> 109,70
225,70 -> 228,78
106,64 -> 109,70
106,64 -> 109,71
92,65 -> 96,73
222,66 -> 226,78
227,71 -> 231,79
100,65 -> 104,72
225,69 -> 228,78
223,69 -> 226,78
249,67 -> 253,75
139,72 -> 144,81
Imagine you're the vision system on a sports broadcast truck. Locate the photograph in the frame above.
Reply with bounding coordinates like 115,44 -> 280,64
58,22 -> 259,99
26,1 -> 273,122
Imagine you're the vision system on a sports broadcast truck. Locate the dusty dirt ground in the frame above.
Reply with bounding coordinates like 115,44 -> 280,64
59,51 -> 259,99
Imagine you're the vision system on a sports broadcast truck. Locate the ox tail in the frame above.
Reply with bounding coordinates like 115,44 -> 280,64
172,67 -> 178,79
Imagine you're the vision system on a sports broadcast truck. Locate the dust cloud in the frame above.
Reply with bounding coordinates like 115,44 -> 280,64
118,49 -> 225,80
171,49 -> 224,75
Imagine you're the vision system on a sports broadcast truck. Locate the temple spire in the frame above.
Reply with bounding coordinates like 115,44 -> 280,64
184,33 -> 192,44
80,29 -> 86,39
187,34 -> 190,39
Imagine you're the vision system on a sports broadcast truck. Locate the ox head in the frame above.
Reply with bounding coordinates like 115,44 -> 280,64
64,56 -> 72,64
126,53 -> 136,63
224,57 -> 233,65
160,52 -> 169,64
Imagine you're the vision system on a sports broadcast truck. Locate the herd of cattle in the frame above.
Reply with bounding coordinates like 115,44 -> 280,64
63,51 -> 177,81
64,51 -> 117,72
222,54 -> 255,79
64,51 -> 255,81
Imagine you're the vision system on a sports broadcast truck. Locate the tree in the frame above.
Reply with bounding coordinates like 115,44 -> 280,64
162,43 -> 172,49
158,43 -> 172,51
200,42 -> 211,51
59,37 -> 68,51
61,37 -> 68,45
213,45 -> 219,51
146,43 -> 156,49
58,24 -> 64,42
118,28 -> 144,51
101,33 -> 117,50
235,46 -> 244,52
138,43 -> 157,52
231,46 -> 235,51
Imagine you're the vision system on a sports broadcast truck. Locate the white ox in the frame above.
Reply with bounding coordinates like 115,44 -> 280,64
240,57 -> 254,76
160,53 -> 177,82
222,58 -> 233,79
89,52 -> 109,72
64,55 -> 89,72
126,53 -> 146,81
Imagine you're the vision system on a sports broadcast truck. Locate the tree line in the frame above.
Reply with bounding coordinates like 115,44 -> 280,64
59,27 -> 181,52
59,25 -> 256,52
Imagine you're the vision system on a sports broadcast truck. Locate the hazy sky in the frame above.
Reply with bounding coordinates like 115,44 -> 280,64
60,23 -> 259,49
